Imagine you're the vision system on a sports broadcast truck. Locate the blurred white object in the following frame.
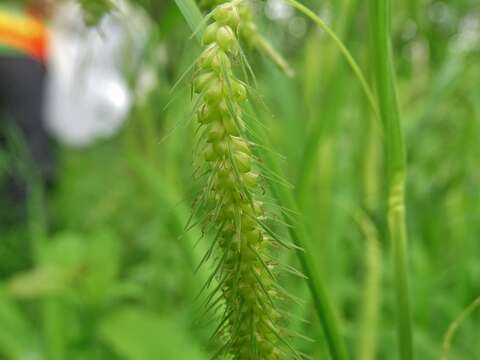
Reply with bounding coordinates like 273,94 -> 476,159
45,1 -> 148,147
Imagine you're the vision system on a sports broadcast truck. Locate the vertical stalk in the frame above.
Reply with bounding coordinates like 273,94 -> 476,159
369,1 -> 414,359
354,210 -> 382,360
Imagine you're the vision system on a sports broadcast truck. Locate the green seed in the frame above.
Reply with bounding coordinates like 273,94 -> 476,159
242,215 -> 257,231
243,172 -> 258,188
214,3 -> 240,27
211,51 -> 231,73
232,81 -> 247,102
223,116 -> 239,135
205,78 -> 224,103
246,229 -> 262,244
216,26 -> 236,51
199,45 -> 231,74
203,23 -> 219,45
194,72 -> 215,94
232,137 -> 250,154
214,140 -> 228,156
198,103 -> 217,124
234,152 -> 252,173
204,143 -> 217,161
208,122 -> 226,141
221,173 -> 236,190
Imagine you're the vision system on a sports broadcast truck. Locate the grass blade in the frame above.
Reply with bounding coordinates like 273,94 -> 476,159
369,0 -> 414,359
174,0 -> 205,42
441,296 -> 480,360
352,209 -> 382,360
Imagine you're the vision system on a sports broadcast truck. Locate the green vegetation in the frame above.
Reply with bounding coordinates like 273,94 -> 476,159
0,0 -> 479,359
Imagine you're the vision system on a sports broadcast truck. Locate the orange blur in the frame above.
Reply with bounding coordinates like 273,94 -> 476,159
0,8 -> 48,62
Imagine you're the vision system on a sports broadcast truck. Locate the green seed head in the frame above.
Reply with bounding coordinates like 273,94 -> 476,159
242,216 -> 257,231
214,139 -> 228,156
213,3 -> 241,28
231,137 -> 250,154
246,229 -> 262,245
232,81 -> 247,102
212,51 -> 231,73
191,5 -> 295,357
253,201 -> 264,216
217,163 -> 230,179
216,26 -> 236,51
198,103 -> 217,124
234,152 -> 252,173
194,72 -> 215,94
238,4 -> 253,22
199,45 -> 231,73
208,122 -> 226,141
198,45 -> 216,69
205,78 -> 224,103
204,143 -> 217,162
218,172 -> 236,190
222,116 -> 240,135
217,99 -> 240,118
203,23 -> 220,45
242,171 -> 258,188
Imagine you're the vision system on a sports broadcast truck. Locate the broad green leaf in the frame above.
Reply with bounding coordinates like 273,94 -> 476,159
99,307 -> 208,360
7,265 -> 73,298
0,288 -> 37,358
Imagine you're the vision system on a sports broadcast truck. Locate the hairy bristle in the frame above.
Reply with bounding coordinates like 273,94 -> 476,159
191,2 -> 296,359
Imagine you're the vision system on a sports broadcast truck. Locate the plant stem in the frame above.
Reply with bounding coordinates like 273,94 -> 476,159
369,0 -> 414,359
352,209 -> 382,360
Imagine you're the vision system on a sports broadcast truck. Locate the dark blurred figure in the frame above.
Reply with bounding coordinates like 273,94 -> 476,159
0,0 -> 55,223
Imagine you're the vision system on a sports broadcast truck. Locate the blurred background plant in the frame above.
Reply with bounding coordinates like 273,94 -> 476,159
0,0 -> 479,359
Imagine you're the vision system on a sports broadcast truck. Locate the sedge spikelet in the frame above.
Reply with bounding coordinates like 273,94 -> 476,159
198,0 -> 295,77
199,0 -> 264,47
190,2 -> 297,359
